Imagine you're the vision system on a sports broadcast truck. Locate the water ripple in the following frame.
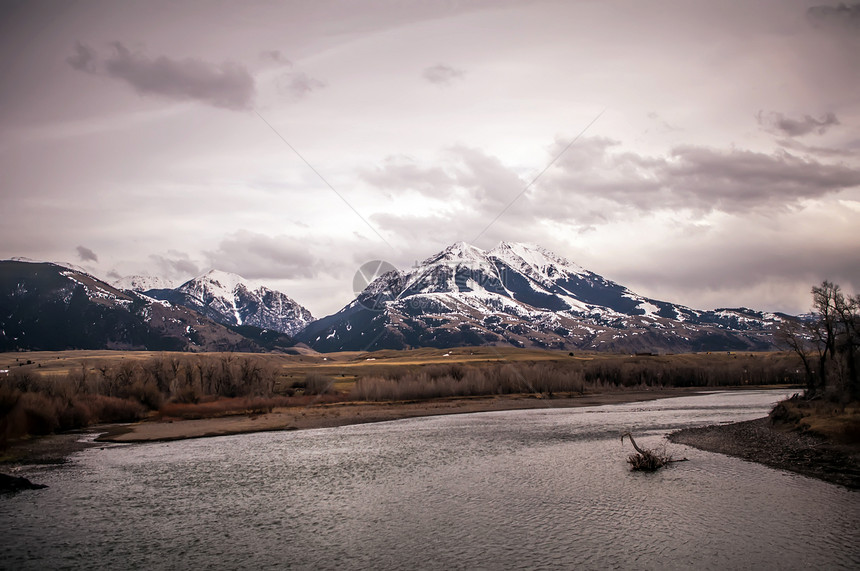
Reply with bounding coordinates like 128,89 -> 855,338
2,390 -> 858,570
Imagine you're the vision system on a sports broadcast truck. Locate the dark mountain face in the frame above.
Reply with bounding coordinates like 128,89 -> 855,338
0,261 -> 291,352
144,270 -> 313,336
296,242 -> 790,353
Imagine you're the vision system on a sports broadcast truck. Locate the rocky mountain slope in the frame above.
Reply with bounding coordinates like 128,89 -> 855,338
143,270 -> 313,336
0,261 -> 294,352
297,242 -> 790,353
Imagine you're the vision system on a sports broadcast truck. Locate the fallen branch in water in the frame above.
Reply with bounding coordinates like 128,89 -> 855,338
621,432 -> 688,471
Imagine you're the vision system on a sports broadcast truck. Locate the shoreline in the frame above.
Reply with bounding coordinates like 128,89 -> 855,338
98,387 -> 705,443
670,418 -> 860,490
3,388 -> 705,466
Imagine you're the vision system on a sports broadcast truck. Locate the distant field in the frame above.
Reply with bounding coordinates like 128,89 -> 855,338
0,347 -> 569,393
1,346 -> 796,394
0,346 -> 788,371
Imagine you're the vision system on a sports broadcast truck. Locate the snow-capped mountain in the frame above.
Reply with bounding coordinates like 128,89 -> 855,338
296,241 -> 789,352
112,274 -> 176,292
146,270 -> 314,336
0,260 -> 291,352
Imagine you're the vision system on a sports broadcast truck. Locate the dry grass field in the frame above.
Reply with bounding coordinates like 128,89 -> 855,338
1,347 -> 804,448
1,346 -> 796,393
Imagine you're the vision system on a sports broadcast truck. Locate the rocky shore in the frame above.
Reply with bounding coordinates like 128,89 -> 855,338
670,418 -> 860,490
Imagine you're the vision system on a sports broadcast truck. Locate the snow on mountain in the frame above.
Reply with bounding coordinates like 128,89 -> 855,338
0,260 -> 287,352
297,241 -> 787,352
490,241 -> 586,280
112,274 -> 177,292
3,245 -> 792,353
157,270 -> 314,336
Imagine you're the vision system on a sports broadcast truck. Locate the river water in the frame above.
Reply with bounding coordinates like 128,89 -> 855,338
2,390 -> 858,570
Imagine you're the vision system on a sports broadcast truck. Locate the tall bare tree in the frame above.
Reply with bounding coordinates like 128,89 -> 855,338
784,281 -> 860,400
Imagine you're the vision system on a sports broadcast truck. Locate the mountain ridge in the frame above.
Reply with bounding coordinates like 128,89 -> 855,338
0,260 -> 295,352
142,269 -> 314,336
3,244 -> 794,354
296,241 -> 790,352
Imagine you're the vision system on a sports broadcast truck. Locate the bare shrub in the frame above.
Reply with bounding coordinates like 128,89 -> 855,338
57,399 -> 92,431
82,394 -> 145,423
0,354 -> 291,444
0,376 -> 22,417
304,373 -> 335,395
350,362 -> 592,402
160,396 -> 276,420
124,378 -> 163,409
18,392 -> 60,435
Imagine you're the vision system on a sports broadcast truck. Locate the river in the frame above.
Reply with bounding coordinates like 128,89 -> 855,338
2,389 -> 858,569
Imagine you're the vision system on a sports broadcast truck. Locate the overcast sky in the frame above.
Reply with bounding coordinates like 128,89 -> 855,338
2,0 -> 859,317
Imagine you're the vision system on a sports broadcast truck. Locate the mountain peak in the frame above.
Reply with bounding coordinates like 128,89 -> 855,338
199,269 -> 248,285
443,240 -> 486,257
183,269 -> 263,297
490,241 -> 585,277
166,269 -> 313,334
429,241 -> 486,263
296,240 -> 785,353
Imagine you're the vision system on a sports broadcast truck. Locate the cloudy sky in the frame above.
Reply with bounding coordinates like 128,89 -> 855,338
2,0 -> 859,318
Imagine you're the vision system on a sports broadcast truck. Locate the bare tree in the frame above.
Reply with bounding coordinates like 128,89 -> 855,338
778,318 -> 816,395
786,281 -> 860,400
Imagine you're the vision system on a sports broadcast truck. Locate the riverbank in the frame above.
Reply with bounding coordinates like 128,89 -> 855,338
1,388 -> 704,467
100,388 -> 702,443
669,418 -> 860,490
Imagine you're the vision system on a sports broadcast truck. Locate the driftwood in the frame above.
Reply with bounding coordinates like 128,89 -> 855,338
621,432 -> 688,471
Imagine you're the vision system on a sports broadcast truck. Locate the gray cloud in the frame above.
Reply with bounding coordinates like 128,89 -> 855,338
371,212 -> 476,246
260,49 -> 291,66
362,147 -> 524,207
774,138 -> 854,158
360,156 -> 456,195
664,146 -> 860,209
757,110 -> 840,137
66,41 -> 98,73
450,146 -> 526,206
422,64 -> 465,85
807,3 -> 860,31
205,231 -> 323,279
542,138 -> 860,218
364,138 -> 860,235
276,71 -> 325,99
604,211 -> 860,314
150,252 -> 199,279
76,245 -> 98,262
67,42 -> 255,110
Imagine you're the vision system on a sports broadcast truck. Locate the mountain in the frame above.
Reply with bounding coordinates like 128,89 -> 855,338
111,274 -> 176,292
144,270 -> 314,336
0,260 -> 294,352
296,241 -> 790,353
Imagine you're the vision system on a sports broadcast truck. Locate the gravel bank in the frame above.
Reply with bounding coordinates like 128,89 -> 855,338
670,418 -> 860,490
